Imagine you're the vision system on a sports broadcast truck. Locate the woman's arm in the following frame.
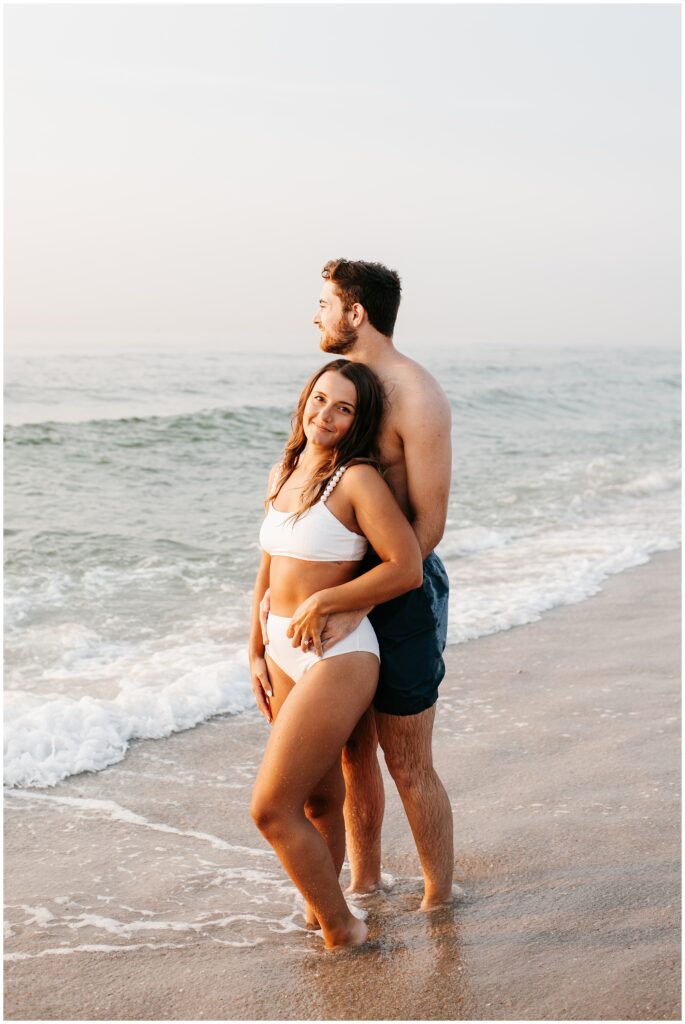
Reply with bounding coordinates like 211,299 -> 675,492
250,460 -> 281,722
249,551 -> 271,659
320,465 -> 423,610
287,465 -> 423,652
249,551 -> 273,722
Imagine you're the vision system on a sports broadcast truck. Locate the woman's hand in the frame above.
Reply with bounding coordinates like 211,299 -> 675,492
287,594 -> 328,657
250,653 -> 273,724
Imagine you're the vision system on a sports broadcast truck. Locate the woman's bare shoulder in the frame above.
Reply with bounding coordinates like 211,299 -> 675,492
343,461 -> 382,477
339,462 -> 387,494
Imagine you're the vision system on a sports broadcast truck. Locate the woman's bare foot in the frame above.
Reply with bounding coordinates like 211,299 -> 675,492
325,915 -> 369,949
346,915 -> 369,946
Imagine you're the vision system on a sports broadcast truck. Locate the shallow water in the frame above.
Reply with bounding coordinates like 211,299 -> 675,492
4,554 -> 680,1019
4,344 -> 681,786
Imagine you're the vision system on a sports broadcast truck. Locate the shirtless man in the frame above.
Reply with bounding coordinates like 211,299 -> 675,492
264,258 -> 454,909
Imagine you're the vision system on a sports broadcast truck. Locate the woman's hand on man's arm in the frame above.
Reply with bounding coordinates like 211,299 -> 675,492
286,594 -> 328,657
320,607 -> 372,652
287,602 -> 373,656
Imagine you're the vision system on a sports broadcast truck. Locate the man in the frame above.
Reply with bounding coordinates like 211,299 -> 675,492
263,258 -> 454,909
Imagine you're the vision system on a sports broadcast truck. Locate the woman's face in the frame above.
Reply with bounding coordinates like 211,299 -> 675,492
303,371 -> 358,449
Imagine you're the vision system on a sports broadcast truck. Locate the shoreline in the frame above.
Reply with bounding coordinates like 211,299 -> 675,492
4,549 -> 681,1020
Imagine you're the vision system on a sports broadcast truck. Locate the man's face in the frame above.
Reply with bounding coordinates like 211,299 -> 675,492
313,281 -> 358,354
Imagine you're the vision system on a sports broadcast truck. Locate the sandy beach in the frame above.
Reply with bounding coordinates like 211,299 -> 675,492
4,549 -> 681,1021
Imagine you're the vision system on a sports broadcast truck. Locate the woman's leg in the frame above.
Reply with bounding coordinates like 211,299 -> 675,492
265,654 -> 346,929
251,651 -> 379,948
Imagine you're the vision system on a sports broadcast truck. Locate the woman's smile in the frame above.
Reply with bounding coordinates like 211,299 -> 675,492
302,370 -> 358,446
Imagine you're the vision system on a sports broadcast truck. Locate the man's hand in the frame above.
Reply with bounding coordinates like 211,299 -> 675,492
259,589 -> 271,646
250,653 -> 273,724
320,608 -> 372,652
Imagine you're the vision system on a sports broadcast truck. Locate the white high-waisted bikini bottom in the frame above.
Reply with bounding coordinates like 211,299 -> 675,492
265,612 -> 379,684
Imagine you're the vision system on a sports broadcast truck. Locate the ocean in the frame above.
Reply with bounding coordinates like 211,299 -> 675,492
4,344 -> 681,789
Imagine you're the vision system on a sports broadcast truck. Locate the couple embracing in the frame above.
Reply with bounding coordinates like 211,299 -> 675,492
248,259 -> 453,948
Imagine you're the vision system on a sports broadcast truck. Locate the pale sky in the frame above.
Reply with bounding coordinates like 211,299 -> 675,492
4,3 -> 681,354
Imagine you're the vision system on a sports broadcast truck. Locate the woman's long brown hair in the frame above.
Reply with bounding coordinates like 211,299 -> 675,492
266,359 -> 386,520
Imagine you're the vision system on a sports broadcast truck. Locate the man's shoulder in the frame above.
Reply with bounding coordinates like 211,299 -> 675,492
388,353 -> 450,415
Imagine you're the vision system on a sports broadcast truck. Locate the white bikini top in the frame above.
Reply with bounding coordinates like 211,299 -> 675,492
259,464 -> 368,563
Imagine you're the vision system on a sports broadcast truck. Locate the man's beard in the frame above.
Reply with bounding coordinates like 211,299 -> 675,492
319,314 -> 358,355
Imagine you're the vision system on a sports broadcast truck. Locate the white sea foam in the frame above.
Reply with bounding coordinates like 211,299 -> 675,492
6,790 -> 276,861
445,520 -> 679,645
4,941 -> 192,961
6,518 -> 680,789
4,657 -> 254,789
437,526 -> 510,558
620,468 -> 681,497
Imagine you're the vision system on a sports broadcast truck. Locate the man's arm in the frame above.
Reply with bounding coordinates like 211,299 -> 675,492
287,466 -> 423,653
318,379 -> 451,651
400,382 -> 452,558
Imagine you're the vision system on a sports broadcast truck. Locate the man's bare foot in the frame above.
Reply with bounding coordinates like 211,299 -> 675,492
325,915 -> 369,949
345,879 -> 383,896
304,903 -> 320,930
420,883 -> 465,911
345,871 -> 395,897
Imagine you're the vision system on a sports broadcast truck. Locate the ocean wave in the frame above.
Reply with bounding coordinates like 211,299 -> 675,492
620,468 -> 681,497
444,528 -> 680,645
438,526 -> 511,558
5,346 -> 680,789
4,403 -> 291,440
4,658 -> 254,789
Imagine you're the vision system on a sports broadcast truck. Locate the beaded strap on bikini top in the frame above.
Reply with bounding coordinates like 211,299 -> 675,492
321,465 -> 347,503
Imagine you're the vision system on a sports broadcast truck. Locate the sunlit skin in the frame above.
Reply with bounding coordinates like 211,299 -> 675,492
312,281 -> 361,355
260,277 -> 455,911
248,367 -> 423,947
268,372 -> 366,617
302,370 -> 356,448
310,276 -> 456,910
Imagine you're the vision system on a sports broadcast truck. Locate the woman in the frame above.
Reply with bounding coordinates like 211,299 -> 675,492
249,358 -> 422,949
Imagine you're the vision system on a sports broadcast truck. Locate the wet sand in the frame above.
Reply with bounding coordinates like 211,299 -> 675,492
4,550 -> 681,1020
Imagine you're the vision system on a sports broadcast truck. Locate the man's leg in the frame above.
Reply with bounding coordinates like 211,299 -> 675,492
375,704 -> 454,909
341,707 -> 386,893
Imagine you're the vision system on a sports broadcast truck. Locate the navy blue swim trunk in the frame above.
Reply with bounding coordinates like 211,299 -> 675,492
362,550 -> 449,717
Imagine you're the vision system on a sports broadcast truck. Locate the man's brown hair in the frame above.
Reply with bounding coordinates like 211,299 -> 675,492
322,259 -> 402,338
